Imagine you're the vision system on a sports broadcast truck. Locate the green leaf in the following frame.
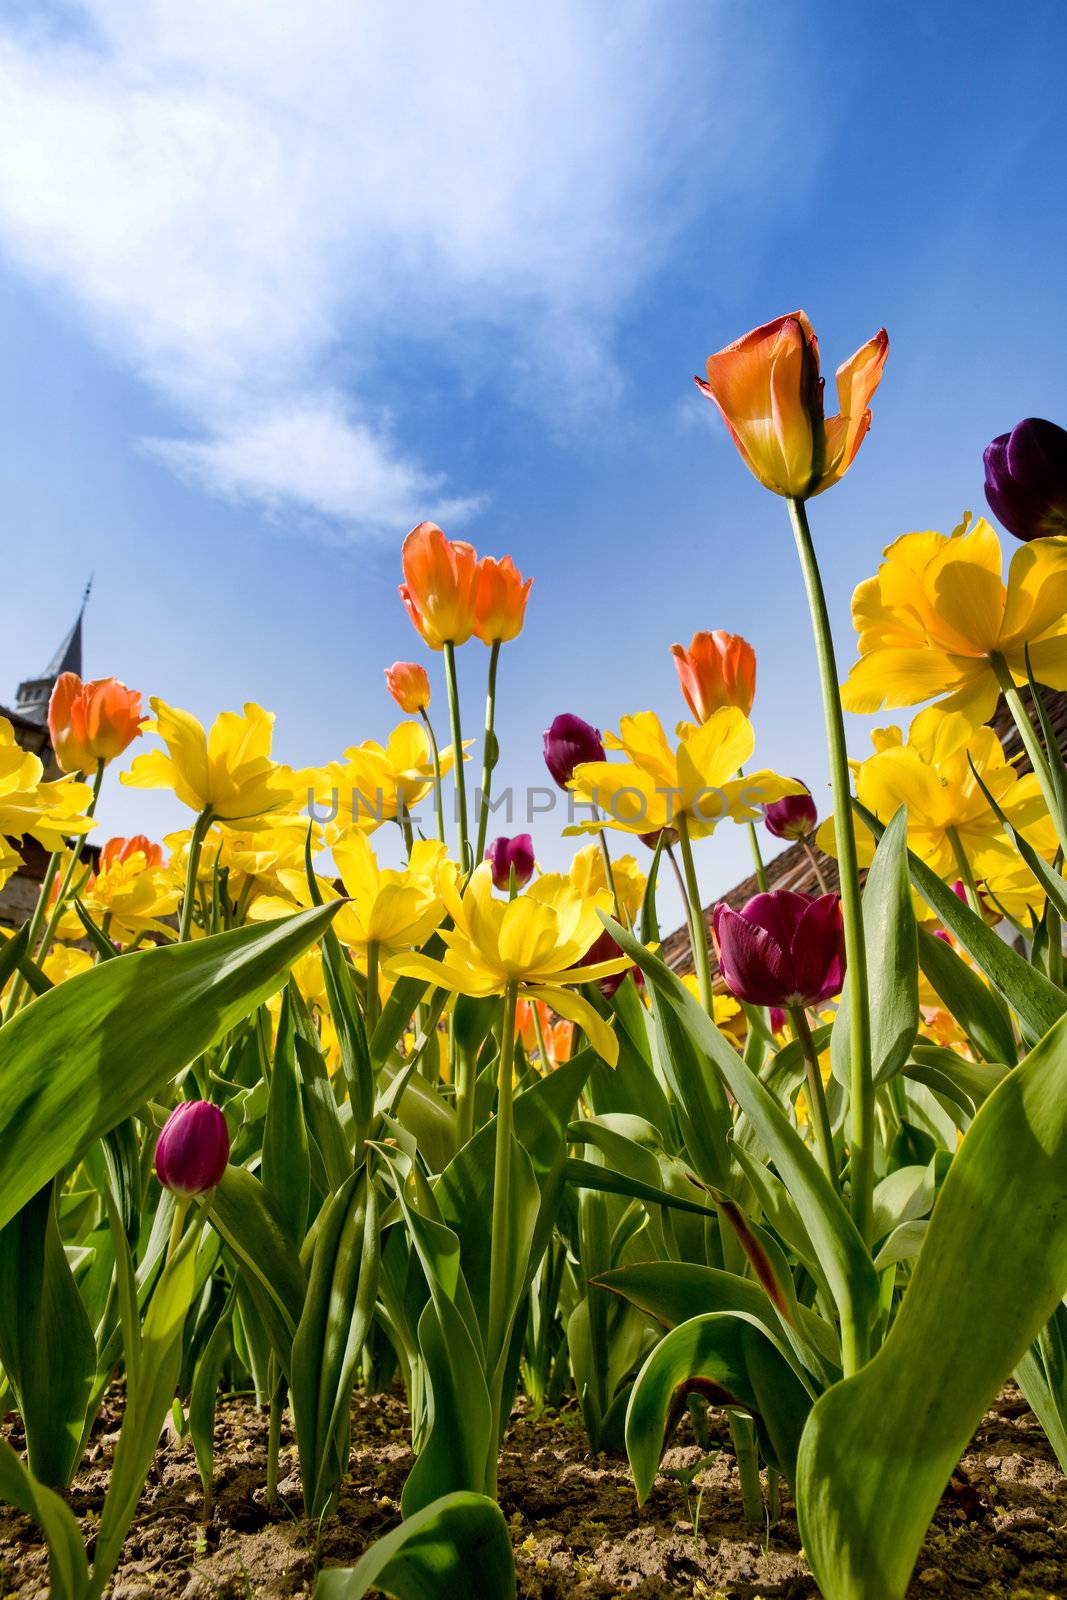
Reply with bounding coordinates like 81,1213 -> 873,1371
262,986 -> 311,1244
314,1491 -> 514,1599
915,927 -> 1018,1065
209,1166 -> 307,1379
831,809 -> 918,1086
606,920 -> 880,1345
291,1170 -> 380,1518
796,1009 -> 1067,1600
401,1296 -> 494,1516
0,1434 -> 88,1600
625,1312 -> 814,1496
0,1181 -> 97,1488
853,798 -> 1065,1041
0,904 -> 339,1232
189,1285 -> 236,1507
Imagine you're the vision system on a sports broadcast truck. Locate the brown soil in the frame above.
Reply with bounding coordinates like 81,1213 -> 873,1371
1,1385 -> 1065,1598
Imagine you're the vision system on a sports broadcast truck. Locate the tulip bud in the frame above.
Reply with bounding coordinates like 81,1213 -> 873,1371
385,661 -> 431,714
638,826 -> 679,850
475,555 -> 532,645
543,714 -> 605,789
712,891 -> 845,1009
670,631 -> 756,721
100,835 -> 164,870
399,522 -> 480,649
155,1101 -> 230,1197
763,783 -> 817,840
983,417 -> 1067,542
486,832 -> 535,890
48,673 -> 144,774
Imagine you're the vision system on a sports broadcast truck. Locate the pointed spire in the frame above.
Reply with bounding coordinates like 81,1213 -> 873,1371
13,580 -> 92,725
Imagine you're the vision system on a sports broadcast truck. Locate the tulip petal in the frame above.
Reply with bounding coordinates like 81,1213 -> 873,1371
524,984 -> 618,1067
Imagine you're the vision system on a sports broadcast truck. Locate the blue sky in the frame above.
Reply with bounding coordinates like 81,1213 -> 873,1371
0,0 -> 1064,926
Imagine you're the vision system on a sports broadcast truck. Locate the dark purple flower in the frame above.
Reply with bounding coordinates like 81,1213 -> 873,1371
543,713 -> 605,789
486,832 -> 535,890
638,826 -> 679,850
155,1101 -> 230,1197
983,417 -> 1067,542
763,783 -> 817,841
579,926 -> 643,999
711,890 -> 845,1009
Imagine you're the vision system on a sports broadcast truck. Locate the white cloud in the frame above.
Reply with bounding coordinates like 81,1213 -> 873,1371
0,1 -> 794,537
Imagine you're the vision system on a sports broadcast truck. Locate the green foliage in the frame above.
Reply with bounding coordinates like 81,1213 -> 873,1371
315,1491 -> 515,1599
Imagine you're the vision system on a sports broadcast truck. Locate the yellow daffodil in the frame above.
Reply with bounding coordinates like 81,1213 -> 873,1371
566,707 -> 803,839
41,943 -> 94,985
681,975 -> 745,1042
841,515 -> 1067,724
308,721 -> 462,837
0,837 -> 22,890
123,700 -> 297,825
837,709 -> 1054,884
332,833 -> 451,954
568,842 -> 646,924
386,862 -> 625,1063
0,716 -> 95,850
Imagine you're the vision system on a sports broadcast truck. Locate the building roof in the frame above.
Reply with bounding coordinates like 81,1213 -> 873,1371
8,582 -> 90,726
663,687 -> 1067,981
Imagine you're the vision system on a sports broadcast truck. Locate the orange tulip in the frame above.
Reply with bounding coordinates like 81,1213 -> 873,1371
100,834 -> 164,870
671,631 -> 756,721
475,555 -> 532,645
399,522 -> 479,649
385,661 -> 431,714
696,312 -> 888,498
48,673 -> 144,773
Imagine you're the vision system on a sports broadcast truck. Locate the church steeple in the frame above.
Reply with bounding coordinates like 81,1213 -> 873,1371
13,579 -> 92,725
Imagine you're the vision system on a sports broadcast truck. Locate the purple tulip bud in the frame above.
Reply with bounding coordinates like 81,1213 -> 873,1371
768,1007 -> 787,1034
763,783 -> 818,841
543,713 -> 605,789
486,832 -> 535,890
712,890 -> 845,1009
155,1101 -> 230,1197
983,417 -> 1067,542
638,826 -> 679,850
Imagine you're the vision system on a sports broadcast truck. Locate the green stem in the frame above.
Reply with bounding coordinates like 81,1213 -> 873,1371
789,1005 -> 838,1189
946,825 -> 982,916
676,814 -> 714,1014
596,825 -> 622,922
365,940 -> 380,1034
990,652 -> 1067,853
179,808 -> 215,942
745,821 -> 770,893
442,641 -> 471,870
486,980 -> 519,1492
474,641 -> 501,865
787,496 -> 873,1269
32,758 -> 106,973
419,708 -> 446,844
729,1411 -> 764,1523
531,1001 -> 550,1070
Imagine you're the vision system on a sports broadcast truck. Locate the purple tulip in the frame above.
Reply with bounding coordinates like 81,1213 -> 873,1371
712,890 -> 845,1009
486,832 -> 535,890
763,783 -> 818,841
543,713 -> 605,789
638,826 -> 679,850
155,1101 -> 230,1197
983,417 -> 1067,542
579,926 -> 643,998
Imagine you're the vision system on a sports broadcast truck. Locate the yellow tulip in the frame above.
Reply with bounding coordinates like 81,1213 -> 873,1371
0,837 -> 21,890
828,709 -> 1054,884
123,700 -> 297,825
332,832 -> 450,954
386,862 -> 625,1064
841,515 -> 1067,724
309,721 -> 462,836
0,716 -> 95,850
568,843 -> 646,924
81,846 -> 182,946
566,707 -> 803,839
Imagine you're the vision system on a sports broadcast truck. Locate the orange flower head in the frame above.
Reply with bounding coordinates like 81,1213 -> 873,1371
399,522 -> 479,649
475,554 -> 532,645
100,834 -> 164,871
48,673 -> 145,773
385,661 -> 431,714
696,311 -> 888,499
671,631 -> 756,721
